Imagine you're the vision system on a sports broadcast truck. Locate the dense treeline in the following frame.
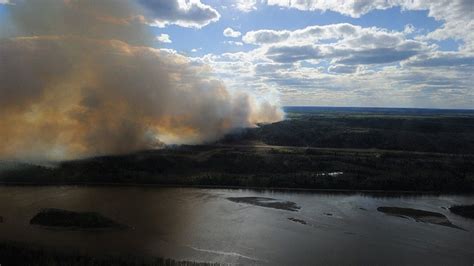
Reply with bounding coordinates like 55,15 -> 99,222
1,145 -> 473,192
223,110 -> 474,154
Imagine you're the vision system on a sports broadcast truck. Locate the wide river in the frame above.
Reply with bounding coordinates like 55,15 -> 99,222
0,186 -> 473,265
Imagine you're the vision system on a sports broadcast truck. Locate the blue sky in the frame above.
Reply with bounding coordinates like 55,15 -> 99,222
1,0 -> 473,109
155,4 -> 451,55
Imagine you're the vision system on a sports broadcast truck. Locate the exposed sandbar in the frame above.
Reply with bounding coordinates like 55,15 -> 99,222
377,207 -> 463,230
227,197 -> 300,211
30,208 -> 128,230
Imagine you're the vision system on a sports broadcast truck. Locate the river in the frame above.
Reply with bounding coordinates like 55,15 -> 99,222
0,186 -> 473,265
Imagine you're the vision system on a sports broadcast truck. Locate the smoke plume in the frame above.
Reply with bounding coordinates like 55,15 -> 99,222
0,0 -> 283,160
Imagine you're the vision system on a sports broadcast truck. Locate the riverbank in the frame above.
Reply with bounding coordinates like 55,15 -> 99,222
0,242 -> 220,266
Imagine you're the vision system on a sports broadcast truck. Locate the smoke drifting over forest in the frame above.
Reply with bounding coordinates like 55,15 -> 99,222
0,0 -> 283,160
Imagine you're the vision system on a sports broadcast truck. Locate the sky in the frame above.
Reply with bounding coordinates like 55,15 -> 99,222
1,0 -> 473,109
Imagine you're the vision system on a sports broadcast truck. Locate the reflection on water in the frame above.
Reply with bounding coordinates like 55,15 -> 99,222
0,186 -> 473,265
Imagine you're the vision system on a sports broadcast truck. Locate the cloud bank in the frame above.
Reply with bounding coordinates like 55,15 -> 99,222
250,0 -> 473,52
200,0 -> 473,109
200,17 -> 472,108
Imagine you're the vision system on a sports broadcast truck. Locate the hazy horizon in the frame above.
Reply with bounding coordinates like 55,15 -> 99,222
283,105 -> 474,110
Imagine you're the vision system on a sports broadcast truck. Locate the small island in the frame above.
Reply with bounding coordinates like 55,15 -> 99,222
377,207 -> 463,230
288,217 -> 307,225
449,205 -> 474,219
227,197 -> 300,211
30,208 -> 128,230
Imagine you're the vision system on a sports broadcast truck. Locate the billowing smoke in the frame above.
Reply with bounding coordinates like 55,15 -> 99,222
0,0 -> 283,160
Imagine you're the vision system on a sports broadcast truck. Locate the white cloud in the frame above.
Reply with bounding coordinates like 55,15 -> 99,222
137,0 -> 220,28
243,23 -> 430,64
265,0 -> 474,52
403,24 -> 415,34
224,40 -> 244,46
234,0 -> 258,12
403,52 -> 474,68
266,45 -> 323,63
328,64 -> 360,74
223,27 -> 242,38
156,33 -> 172,43
243,29 -> 290,44
243,23 -> 421,49
266,0 -> 397,17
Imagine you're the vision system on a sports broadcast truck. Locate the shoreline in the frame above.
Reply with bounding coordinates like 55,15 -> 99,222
1,181 -> 473,195
0,241 -> 219,266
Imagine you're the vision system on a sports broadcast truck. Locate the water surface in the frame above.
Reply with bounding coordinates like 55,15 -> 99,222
0,186 -> 473,265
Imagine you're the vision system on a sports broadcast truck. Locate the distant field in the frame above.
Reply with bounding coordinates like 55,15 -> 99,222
1,107 -> 473,192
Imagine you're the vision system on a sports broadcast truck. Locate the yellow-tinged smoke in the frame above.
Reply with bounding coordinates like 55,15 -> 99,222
0,1 -> 283,160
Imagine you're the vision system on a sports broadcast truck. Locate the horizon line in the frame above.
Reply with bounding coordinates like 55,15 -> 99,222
282,106 -> 474,111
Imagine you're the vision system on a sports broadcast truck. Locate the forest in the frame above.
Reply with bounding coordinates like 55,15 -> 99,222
1,107 -> 473,192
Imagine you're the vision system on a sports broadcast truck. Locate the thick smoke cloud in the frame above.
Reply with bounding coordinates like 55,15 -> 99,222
0,0 -> 283,160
